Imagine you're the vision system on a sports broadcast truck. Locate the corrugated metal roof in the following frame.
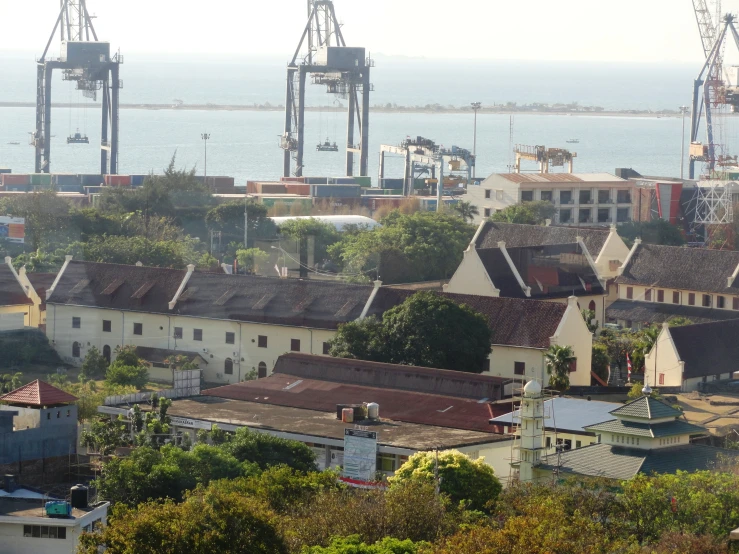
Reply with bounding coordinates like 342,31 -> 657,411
495,173 -> 626,184
610,396 -> 682,420
0,380 -> 77,406
585,418 -> 706,438
490,397 -> 617,433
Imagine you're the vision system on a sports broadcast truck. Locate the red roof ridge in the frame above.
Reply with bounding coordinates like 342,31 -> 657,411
0,379 -> 78,406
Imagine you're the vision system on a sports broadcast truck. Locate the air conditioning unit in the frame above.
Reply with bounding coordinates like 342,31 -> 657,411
202,348 -> 209,353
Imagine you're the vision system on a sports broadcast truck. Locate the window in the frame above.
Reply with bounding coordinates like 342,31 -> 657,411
645,289 -> 652,302
588,300 -> 596,312
734,297 -> 739,310
102,320 -> 111,332
575,440 -> 582,449
258,362 -> 268,378
541,190 -> 553,202
224,358 -> 233,375
23,525 -> 66,539
482,358 -> 491,372
616,208 -> 630,222
556,438 -> 572,451
376,453 -> 395,472
258,335 -> 267,348
702,294 -> 712,307
616,189 -> 631,203
673,291 -> 680,304
72,317 -> 81,329
483,207 -> 491,218
133,323 -> 143,336
579,190 -> 592,204
657,290 -> 664,303
514,361 -> 525,375
597,208 -> 610,223
103,345 -> 111,363
545,436 -> 551,448
559,208 -> 572,223
569,359 -> 577,373
578,208 -> 592,223
659,373 -> 665,385
72,341 -> 80,358
47,412 -> 50,420
626,286 -> 633,299
174,327 -> 183,339
717,295 -> 726,309
688,292 -> 695,306
521,190 -> 533,202
598,189 -> 611,203
484,189 -> 491,199
323,342 -> 330,355
291,339 -> 301,351
193,328 -> 203,341
560,190 -> 572,204
225,332 -> 235,344
56,411 -> 60,418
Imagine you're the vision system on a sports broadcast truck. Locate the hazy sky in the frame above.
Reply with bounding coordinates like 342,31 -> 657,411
0,0 -> 734,63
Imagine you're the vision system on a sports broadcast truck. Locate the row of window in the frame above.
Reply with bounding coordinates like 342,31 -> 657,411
627,287 -> 739,310
659,436 -> 681,446
484,189 -> 632,204
23,525 -> 67,539
559,207 -> 630,224
513,360 -> 576,376
612,434 -> 641,446
544,437 -> 582,450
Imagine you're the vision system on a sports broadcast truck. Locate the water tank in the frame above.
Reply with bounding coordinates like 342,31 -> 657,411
70,484 -> 88,510
341,408 -> 354,423
367,402 -> 380,420
3,474 -> 16,493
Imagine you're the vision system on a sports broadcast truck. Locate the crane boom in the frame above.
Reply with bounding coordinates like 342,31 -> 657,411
694,0 -> 719,58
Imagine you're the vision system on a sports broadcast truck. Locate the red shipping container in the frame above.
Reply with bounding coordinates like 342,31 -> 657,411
1,174 -> 30,186
285,184 -> 310,196
104,175 -> 132,186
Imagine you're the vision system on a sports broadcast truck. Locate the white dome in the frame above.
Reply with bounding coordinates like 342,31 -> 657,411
523,380 -> 542,397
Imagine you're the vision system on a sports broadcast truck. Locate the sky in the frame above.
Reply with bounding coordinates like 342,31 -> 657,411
0,0 -> 734,63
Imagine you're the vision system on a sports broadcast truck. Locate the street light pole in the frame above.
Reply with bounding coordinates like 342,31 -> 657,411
471,102 -> 481,178
201,133 -> 211,180
679,107 -> 689,180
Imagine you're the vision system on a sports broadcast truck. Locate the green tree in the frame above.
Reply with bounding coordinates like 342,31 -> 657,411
78,486 -> 287,554
205,201 -> 276,248
591,343 -> 610,384
72,235 -> 199,268
581,309 -> 599,333
80,346 -> 109,379
667,316 -> 694,327
302,536 -> 427,554
236,247 -> 270,274
489,201 -> 556,225
450,200 -> 479,223
0,190 -> 71,250
389,450 -> 502,513
223,427 -> 316,473
329,292 -> 493,373
617,219 -> 685,247
329,211 -> 474,284
627,381 -> 660,399
545,344 -> 576,392
279,218 -> 342,278
0,372 -> 22,393
80,416 -> 129,455
106,346 -> 149,389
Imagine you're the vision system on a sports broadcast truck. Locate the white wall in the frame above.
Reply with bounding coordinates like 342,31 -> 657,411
0,310 -> 26,331
550,299 -> 594,387
446,249 -> 499,297
644,326 -> 684,388
594,230 -> 631,279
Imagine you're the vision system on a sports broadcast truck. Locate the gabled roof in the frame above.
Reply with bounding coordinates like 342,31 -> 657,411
606,299 -> 739,325
615,243 -> 739,295
610,396 -> 683,420
0,263 -> 31,307
668,319 -> 739,379
538,443 -> 739,480
475,222 -> 611,257
476,243 -> 604,300
0,380 -> 77,407
374,289 -> 566,349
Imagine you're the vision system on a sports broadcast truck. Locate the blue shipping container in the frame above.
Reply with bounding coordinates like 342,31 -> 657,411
53,174 -> 81,186
79,174 -> 104,186
131,174 -> 147,186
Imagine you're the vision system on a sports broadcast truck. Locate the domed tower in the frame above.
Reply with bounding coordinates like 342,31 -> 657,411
516,380 -> 545,483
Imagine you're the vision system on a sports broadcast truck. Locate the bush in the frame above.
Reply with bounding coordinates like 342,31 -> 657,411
106,363 -> 148,389
80,346 -> 109,379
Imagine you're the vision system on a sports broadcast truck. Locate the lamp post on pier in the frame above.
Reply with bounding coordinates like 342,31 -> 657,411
201,133 -> 211,179
471,102 -> 481,178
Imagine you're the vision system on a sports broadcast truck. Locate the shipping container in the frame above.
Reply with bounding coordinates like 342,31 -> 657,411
304,176 -> 328,185
353,176 -> 372,187
1,174 -> 30,186
131,174 -> 147,186
29,173 -> 52,186
104,174 -> 132,186
280,176 -> 306,183
52,174 -> 81,186
310,184 -> 361,198
79,174 -> 104,186
327,177 -> 356,185
0,168 -> 11,174
284,183 -> 310,196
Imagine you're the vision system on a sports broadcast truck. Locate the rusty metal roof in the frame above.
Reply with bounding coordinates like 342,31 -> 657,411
0,380 -> 77,407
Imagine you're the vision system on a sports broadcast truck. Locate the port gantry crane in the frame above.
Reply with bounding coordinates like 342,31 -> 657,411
280,0 -> 373,178
32,0 -> 122,174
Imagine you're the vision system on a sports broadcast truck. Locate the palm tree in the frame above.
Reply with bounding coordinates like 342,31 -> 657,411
545,345 -> 576,393
452,201 -> 479,222
0,372 -> 23,394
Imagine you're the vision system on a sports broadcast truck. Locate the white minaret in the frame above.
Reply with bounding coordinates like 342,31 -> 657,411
517,380 -> 545,483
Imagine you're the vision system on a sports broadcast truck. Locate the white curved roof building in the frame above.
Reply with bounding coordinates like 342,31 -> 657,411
270,215 -> 380,231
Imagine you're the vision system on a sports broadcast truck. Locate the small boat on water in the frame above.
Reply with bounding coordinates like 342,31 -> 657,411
566,139 -> 579,144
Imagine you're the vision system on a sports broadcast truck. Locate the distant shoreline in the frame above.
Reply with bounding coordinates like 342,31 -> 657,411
0,101 -> 682,118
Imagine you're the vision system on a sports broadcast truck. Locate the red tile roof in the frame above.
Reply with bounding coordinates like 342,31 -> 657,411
0,380 -> 78,406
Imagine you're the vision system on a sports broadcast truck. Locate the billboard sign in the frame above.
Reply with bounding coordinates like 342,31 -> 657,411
343,428 -> 377,482
0,216 -> 25,244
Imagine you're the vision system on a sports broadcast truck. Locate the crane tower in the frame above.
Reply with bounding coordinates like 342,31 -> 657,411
280,1 -> 373,178
31,0 -> 122,174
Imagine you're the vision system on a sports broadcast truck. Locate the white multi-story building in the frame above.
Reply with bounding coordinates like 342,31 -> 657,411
461,173 -> 634,226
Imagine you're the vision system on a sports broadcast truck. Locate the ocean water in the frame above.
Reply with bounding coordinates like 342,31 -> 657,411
0,54 -> 704,181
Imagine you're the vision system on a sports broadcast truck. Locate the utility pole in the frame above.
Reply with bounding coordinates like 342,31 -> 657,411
471,102 -> 481,178
201,133 -> 210,179
679,106 -> 689,179
244,195 -> 249,249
